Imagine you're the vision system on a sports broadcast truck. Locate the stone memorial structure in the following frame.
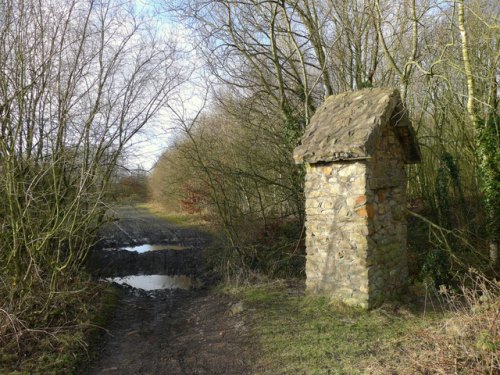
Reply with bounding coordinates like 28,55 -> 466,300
293,88 -> 420,308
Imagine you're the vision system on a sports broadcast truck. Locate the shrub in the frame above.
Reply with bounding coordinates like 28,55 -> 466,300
408,270 -> 499,374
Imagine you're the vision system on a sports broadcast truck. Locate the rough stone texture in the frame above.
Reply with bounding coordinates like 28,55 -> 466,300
295,88 -> 420,309
293,88 -> 420,164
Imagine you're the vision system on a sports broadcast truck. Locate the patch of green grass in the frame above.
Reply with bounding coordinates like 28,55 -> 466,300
136,202 -> 206,228
161,245 -> 189,251
227,283 -> 441,374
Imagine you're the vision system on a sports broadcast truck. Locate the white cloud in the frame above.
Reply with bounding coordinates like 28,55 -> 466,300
124,11 -> 209,172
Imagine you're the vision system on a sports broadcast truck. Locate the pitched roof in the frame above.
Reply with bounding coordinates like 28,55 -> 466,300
293,88 -> 421,164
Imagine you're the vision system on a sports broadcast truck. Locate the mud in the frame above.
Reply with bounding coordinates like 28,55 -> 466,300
87,206 -> 255,375
88,247 -> 207,279
92,206 -> 211,250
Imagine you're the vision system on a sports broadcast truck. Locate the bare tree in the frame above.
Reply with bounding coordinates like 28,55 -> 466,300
0,0 -> 183,305
160,0 -> 499,277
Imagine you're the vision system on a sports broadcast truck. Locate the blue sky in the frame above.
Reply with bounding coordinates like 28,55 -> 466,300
124,0 -> 207,172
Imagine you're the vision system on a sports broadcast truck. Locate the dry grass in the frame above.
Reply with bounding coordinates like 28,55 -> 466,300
222,271 -> 499,374
404,270 -> 499,374
0,277 -> 118,373
136,202 -> 208,228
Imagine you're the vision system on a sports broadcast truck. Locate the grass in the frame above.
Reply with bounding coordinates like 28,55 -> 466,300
136,202 -> 207,228
407,273 -> 500,374
0,279 -> 121,374
161,245 -> 189,251
222,276 -> 499,374
223,281 -> 441,374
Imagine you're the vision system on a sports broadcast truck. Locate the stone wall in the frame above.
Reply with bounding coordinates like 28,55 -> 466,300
304,125 -> 407,308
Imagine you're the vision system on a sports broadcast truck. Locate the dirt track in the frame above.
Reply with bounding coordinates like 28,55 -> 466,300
87,207 -> 256,375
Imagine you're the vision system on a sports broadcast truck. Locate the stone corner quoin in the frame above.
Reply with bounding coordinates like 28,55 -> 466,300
293,87 -> 421,309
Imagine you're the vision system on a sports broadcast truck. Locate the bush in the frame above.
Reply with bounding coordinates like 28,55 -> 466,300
0,276 -> 115,373
204,218 -> 306,282
407,270 -> 499,374
112,174 -> 149,202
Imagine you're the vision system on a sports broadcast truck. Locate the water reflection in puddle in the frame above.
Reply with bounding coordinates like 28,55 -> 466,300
122,244 -> 187,253
106,274 -> 199,290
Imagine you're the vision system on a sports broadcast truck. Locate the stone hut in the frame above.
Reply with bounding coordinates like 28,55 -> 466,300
293,88 -> 420,308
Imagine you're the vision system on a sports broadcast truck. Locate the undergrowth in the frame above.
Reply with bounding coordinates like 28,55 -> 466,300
204,218 -> 306,283
0,277 -> 119,373
406,270 -> 499,374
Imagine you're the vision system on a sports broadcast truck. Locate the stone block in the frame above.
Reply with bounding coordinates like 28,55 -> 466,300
354,195 -> 367,206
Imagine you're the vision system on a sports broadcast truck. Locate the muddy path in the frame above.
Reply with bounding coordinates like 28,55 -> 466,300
87,206 -> 255,375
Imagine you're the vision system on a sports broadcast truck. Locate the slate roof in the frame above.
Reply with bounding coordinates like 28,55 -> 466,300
293,88 -> 421,164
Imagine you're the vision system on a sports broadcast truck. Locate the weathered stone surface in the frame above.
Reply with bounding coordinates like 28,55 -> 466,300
293,88 -> 420,164
295,88 -> 421,309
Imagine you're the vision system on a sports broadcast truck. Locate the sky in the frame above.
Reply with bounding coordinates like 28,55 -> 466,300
124,0 -> 207,172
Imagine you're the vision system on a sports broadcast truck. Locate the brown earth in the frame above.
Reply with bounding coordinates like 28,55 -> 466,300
87,206 -> 257,375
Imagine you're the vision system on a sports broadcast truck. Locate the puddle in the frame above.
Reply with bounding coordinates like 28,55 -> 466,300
106,274 -> 199,290
121,244 -> 188,253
